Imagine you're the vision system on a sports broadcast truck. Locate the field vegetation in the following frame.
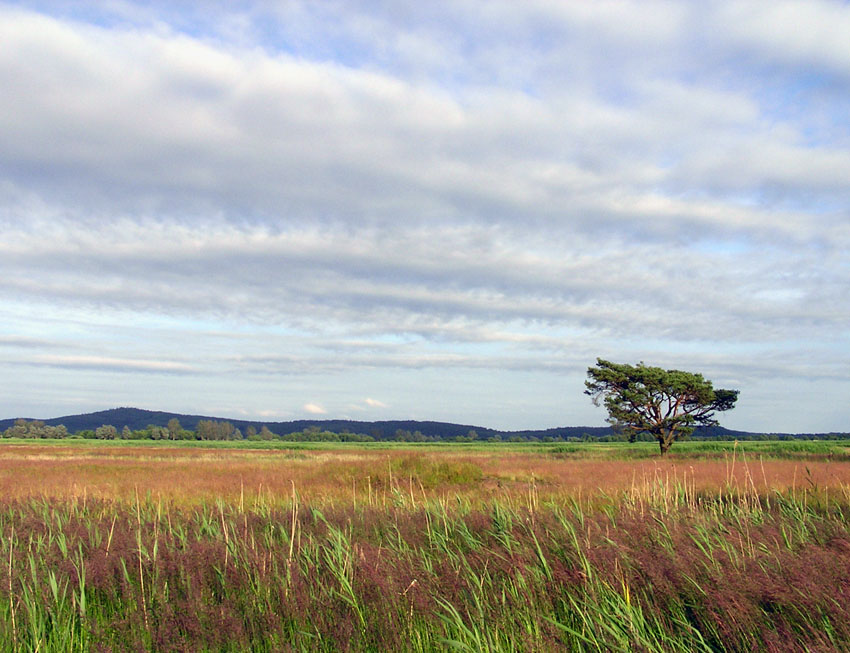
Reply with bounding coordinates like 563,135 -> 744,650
0,439 -> 848,651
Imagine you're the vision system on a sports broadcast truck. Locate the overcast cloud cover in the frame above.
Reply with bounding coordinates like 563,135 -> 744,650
0,0 -> 848,432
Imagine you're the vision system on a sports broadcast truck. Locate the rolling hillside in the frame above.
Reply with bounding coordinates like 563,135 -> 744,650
0,406 -> 824,440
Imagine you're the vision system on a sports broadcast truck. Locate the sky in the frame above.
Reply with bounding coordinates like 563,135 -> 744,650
0,1 -> 848,433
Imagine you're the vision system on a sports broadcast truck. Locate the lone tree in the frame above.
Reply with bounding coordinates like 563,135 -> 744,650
585,358 -> 739,455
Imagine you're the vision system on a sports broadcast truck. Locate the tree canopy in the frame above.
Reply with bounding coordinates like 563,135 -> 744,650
585,358 -> 739,455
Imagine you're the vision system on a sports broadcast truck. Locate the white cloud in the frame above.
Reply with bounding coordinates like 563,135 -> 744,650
364,398 -> 387,408
25,355 -> 196,374
713,0 -> 850,76
302,403 -> 327,415
255,409 -> 288,418
0,2 -> 847,432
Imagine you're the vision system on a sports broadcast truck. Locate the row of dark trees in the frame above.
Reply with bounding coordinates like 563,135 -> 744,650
2,416 -> 845,444
0,418 -> 381,442
2,420 -> 69,439
0,419 -> 567,442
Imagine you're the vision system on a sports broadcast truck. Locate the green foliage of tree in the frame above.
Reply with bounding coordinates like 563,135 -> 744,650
167,418 -> 182,440
2,419 -> 68,439
145,424 -> 169,440
243,426 -> 272,442
585,358 -> 739,455
195,420 -> 236,440
95,424 -> 118,440
277,428 -> 374,442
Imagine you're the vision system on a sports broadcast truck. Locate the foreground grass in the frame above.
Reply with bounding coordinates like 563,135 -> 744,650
1,479 -> 848,652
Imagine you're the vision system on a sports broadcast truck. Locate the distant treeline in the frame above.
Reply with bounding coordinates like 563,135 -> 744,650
1,419 -> 372,442
1,419 -> 533,442
2,418 -> 849,443
4,406 -> 847,442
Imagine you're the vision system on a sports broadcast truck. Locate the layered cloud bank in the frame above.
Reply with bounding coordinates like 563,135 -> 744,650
1,1 -> 847,431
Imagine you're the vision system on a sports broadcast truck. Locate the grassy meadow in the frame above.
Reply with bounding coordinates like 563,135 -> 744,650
1,439 -> 849,651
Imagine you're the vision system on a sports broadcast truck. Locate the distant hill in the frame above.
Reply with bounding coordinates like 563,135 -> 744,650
0,406 -> 843,440
0,406 -> 611,440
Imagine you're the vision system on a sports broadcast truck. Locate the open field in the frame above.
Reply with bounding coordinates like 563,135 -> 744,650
1,439 -> 849,505
1,440 -> 849,651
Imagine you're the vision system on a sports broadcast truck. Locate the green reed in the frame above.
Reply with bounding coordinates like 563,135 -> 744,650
0,477 -> 847,651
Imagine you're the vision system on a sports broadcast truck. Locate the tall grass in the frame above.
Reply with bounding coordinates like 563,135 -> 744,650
0,474 -> 848,651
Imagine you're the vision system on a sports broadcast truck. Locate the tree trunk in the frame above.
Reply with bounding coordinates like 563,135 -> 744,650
656,426 -> 678,456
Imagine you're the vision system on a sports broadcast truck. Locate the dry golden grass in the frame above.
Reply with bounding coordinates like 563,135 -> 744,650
2,442 -> 849,507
